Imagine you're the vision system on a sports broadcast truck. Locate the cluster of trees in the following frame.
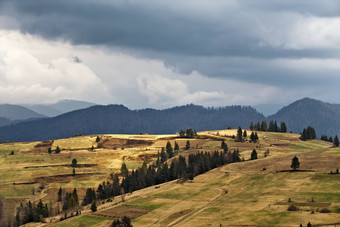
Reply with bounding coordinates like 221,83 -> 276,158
250,120 -> 287,133
250,132 -> 259,143
84,147 -> 241,203
321,134 -> 340,147
236,126 -> 258,143
300,126 -> 316,141
15,200 -> 49,225
112,216 -> 132,227
57,188 -> 79,211
179,128 -> 197,138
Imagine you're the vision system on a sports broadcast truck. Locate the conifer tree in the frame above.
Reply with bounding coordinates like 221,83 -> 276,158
250,122 -> 254,131
291,156 -> 300,171
250,149 -> 258,160
281,122 -> 287,133
243,130 -> 247,138
121,162 -> 128,177
90,202 -> 97,212
237,126 -> 243,142
55,146 -> 61,154
334,135 -> 339,147
185,140 -> 190,150
261,120 -> 268,131
57,187 -> 63,202
166,141 -> 174,158
174,141 -> 179,151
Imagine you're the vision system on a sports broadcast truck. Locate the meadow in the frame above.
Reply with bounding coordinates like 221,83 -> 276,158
1,129 -> 339,226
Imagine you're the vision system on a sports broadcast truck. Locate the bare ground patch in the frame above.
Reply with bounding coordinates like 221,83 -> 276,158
91,206 -> 150,220
98,137 -> 153,149
160,209 -> 193,225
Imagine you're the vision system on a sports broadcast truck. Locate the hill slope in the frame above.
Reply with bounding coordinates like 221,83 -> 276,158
0,104 -> 46,121
269,97 -> 340,136
25,99 -> 96,117
0,104 -> 264,142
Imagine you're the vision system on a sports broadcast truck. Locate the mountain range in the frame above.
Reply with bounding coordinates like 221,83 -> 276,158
0,97 -> 340,142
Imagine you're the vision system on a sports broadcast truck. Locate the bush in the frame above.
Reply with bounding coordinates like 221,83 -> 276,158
287,205 -> 299,211
319,208 -> 331,213
90,202 -> 97,212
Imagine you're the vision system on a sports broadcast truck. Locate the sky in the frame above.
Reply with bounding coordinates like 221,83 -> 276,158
0,0 -> 340,110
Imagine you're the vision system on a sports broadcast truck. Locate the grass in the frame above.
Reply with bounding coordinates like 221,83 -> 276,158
4,131 -> 340,226
122,197 -> 164,210
53,216 -> 109,227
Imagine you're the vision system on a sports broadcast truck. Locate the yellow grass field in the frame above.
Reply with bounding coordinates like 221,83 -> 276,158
1,129 -> 339,226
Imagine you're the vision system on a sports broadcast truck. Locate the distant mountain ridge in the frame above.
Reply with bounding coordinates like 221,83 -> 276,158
1,97 -> 340,142
0,104 -> 46,121
269,97 -> 340,136
0,104 -> 264,142
25,99 -> 96,117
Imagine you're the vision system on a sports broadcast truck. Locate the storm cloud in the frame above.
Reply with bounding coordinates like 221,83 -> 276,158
0,0 -> 340,108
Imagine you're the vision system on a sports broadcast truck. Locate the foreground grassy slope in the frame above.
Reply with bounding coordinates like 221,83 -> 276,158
1,130 -> 339,226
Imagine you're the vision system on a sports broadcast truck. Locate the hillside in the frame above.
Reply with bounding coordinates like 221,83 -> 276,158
25,99 -> 96,117
0,104 -> 46,121
1,130 -> 339,226
0,104 -> 264,142
269,98 -> 340,136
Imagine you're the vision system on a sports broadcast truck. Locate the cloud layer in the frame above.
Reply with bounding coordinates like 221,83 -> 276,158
1,1 -> 340,107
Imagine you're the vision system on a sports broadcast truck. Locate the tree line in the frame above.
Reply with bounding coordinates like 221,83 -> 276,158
321,134 -> 339,147
300,126 -> 316,141
249,120 -> 287,133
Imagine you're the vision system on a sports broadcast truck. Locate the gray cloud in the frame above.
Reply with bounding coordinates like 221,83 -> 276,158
1,0 -> 340,107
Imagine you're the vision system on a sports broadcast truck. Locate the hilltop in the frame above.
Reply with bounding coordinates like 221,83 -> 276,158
1,129 -> 340,226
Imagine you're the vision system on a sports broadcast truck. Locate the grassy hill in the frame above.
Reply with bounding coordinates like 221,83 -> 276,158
1,129 -> 340,226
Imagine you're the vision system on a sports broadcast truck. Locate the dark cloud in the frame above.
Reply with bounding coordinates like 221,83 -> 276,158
1,0 -> 339,59
1,0 -> 340,99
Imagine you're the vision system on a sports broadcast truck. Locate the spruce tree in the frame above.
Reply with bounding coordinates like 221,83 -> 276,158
250,149 -> 258,160
243,130 -> 247,138
57,187 -> 62,202
261,120 -> 268,131
90,202 -> 97,212
250,122 -> 254,131
174,141 -> 179,151
237,126 -> 243,142
291,156 -> 300,171
166,141 -> 174,158
121,162 -> 128,177
281,122 -> 287,133
71,158 -> 77,167
185,140 -> 190,150
55,146 -> 61,154
334,135 -> 340,147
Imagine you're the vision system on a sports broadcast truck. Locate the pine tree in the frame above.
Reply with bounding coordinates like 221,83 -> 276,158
251,149 -> 258,160
269,121 -> 274,132
174,141 -> 179,151
96,136 -> 101,143
291,156 -> 300,171
334,135 -> 340,147
221,141 -> 228,153
250,122 -> 254,131
179,129 -> 185,138
55,146 -> 61,154
90,202 -> 97,212
281,122 -> 287,133
261,120 -> 268,131
237,126 -> 243,142
185,140 -> 190,150
121,162 -> 128,177
166,141 -> 174,158
243,130 -> 247,138
71,158 -> 77,167
57,187 -> 62,202
160,148 -> 168,163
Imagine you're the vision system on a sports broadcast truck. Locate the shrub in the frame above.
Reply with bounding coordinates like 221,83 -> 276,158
319,208 -> 331,213
287,204 -> 299,211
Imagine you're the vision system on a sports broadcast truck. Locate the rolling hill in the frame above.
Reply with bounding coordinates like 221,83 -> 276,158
269,97 -> 340,136
25,99 -> 96,117
0,104 -> 46,121
0,104 -> 264,142
2,97 -> 340,142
